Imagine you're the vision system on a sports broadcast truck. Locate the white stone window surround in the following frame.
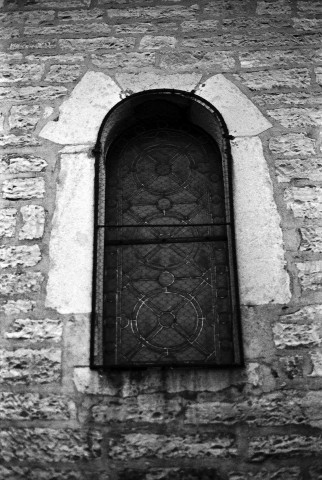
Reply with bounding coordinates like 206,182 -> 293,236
40,70 -> 290,316
39,71 -> 291,382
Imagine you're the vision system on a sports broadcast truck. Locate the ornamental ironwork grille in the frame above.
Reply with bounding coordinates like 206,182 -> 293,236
91,92 -> 243,368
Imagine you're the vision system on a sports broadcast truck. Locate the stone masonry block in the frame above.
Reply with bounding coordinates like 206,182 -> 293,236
269,133 -> 317,156
9,105 -> 41,132
45,64 -> 82,83
0,85 -> 67,102
0,271 -> 43,295
160,51 -> 235,72
316,67 -> 322,85
181,19 -> 219,32
0,154 -> 47,174
256,0 -> 291,15
181,32 -> 295,49
6,318 -> 62,342
204,0 -> 252,15
284,186 -> 322,218
300,227 -> 322,252
0,134 -> 41,148
106,5 -> 199,19
297,1 -> 322,14
296,261 -> 322,291
0,427 -> 101,463
26,53 -> 85,64
19,205 -> 45,240
58,8 -> 104,21
91,52 -> 155,70
2,177 -> 45,200
0,466 -> 108,480
309,351 -> 322,376
115,72 -> 202,93
139,35 -> 176,50
0,392 -> 74,420
24,23 -> 112,36
0,245 -> 41,268
0,348 -> 61,384
10,39 -> 57,51
0,299 -> 35,315
109,433 -> 236,459
293,18 -> 322,31
0,208 -> 16,238
229,467 -> 301,480
239,49 -> 322,68
24,0 -> 91,7
267,107 -> 322,128
273,323 -> 321,348
59,37 -> 135,52
275,158 -> 322,183
234,68 -> 310,91
279,355 -> 303,380
0,63 -> 44,84
249,434 -> 322,462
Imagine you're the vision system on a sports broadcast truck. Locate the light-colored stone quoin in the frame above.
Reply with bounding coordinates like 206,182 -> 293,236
232,137 -> 290,304
196,74 -> 272,136
40,71 -> 122,145
45,151 -> 94,314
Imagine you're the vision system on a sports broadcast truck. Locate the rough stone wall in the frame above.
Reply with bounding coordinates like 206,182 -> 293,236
0,0 -> 322,478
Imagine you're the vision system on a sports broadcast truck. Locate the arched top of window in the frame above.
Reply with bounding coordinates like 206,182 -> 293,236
91,90 -> 243,369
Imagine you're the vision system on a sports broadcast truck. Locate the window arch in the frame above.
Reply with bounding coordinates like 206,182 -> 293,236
91,90 -> 243,368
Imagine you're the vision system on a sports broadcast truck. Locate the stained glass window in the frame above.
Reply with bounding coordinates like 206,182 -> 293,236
91,92 -> 243,368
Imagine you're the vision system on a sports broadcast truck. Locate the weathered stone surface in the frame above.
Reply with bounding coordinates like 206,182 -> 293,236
45,64 -> 82,83
10,39 -> 57,50
297,1 -> 322,14
0,427 -> 101,463
293,18 -> 322,31
91,52 -> 155,70
309,351 -> 322,376
296,261 -> 322,291
229,467 -> 301,480
0,63 -> 44,84
139,35 -> 176,50
160,51 -> 235,72
58,8 -> 104,21
273,323 -> 321,348
235,68 -> 310,91
256,0 -> 291,15
249,434 -> 322,461
268,107 -> 322,128
181,32 -> 295,49
2,177 -> 45,200
300,227 -> 322,252
0,348 -> 60,384
0,466 -> 108,480
0,154 -> 47,174
24,0 -> 91,8
119,469 -> 224,480
40,72 -> 121,145
0,271 -> 43,295
232,137 -> 290,304
275,158 -> 322,182
46,152 -> 94,313
9,105 -> 41,132
182,19 -> 219,31
285,186 -> 322,218
0,392 -> 73,420
109,433 -> 236,459
0,245 -> 41,269
0,85 -> 67,102
223,16 -> 291,30
0,208 -> 16,238
204,0 -> 252,15
26,53 -> 85,64
19,205 -> 45,240
60,37 -> 135,51
0,134 -> 41,148
279,355 -> 304,380
115,72 -> 202,93
0,10 -> 55,25
6,318 -> 62,342
197,74 -> 272,136
114,22 -> 158,34
25,23 -> 112,36
65,314 -> 90,365
107,5 -> 199,19
316,66 -> 322,85
239,49 -> 322,68
269,133 -> 317,156
0,299 -> 35,315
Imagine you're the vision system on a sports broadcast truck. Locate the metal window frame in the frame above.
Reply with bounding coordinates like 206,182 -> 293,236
90,89 -> 244,370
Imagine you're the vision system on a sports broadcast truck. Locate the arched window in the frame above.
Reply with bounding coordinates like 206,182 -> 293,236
91,91 -> 243,368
